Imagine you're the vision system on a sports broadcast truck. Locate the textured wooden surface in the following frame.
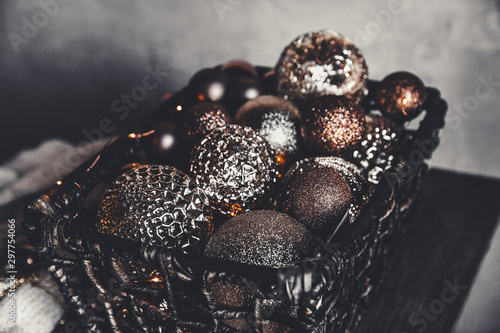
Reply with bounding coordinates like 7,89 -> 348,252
358,168 -> 500,333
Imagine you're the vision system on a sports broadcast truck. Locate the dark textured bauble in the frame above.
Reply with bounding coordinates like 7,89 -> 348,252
276,30 -> 368,103
376,71 -> 427,121
97,165 -> 213,254
351,115 -> 403,184
226,77 -> 264,114
280,167 -> 351,235
182,102 -> 232,146
188,68 -> 229,103
221,60 -> 258,81
190,125 -> 279,216
284,157 -> 371,223
235,95 -> 302,161
302,95 -> 366,156
209,280 -> 295,333
142,123 -> 186,166
204,210 -> 316,268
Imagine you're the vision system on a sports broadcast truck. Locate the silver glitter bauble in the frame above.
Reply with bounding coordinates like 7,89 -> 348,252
204,210 -> 316,268
190,125 -> 279,216
97,165 -> 213,253
276,30 -> 368,103
283,157 -> 371,223
351,115 -> 403,185
235,95 -> 302,163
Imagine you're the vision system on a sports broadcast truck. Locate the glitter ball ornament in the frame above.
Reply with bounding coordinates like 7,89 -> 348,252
302,95 -> 366,156
182,102 -> 232,146
97,165 -> 213,254
284,157 -> 371,223
276,30 -> 368,103
204,210 -> 316,268
190,125 -> 279,216
351,115 -> 403,184
235,95 -> 302,163
280,167 -> 351,235
376,71 -> 427,121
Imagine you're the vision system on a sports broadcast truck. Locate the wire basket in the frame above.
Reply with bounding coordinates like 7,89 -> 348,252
23,66 -> 447,333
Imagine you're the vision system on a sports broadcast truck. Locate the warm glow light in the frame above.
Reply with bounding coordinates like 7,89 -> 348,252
128,133 -> 137,139
176,105 -> 182,111
56,181 -> 62,185
402,98 -> 408,105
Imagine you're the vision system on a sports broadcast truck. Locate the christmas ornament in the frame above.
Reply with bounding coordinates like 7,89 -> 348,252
351,115 -> 403,184
235,95 -> 302,163
188,68 -> 228,103
221,60 -> 258,81
285,157 -> 371,223
182,102 -> 231,146
376,71 -> 427,121
209,280 -> 295,333
204,210 -> 316,268
279,166 -> 351,235
276,30 -> 368,103
226,77 -> 263,114
301,95 -> 366,156
190,125 -> 279,216
142,123 -> 186,167
97,165 -> 213,254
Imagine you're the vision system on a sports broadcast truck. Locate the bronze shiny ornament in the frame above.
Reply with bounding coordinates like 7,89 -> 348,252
182,102 -> 232,147
376,71 -> 427,121
190,125 -> 279,216
276,30 -> 368,103
97,165 -> 213,254
301,95 -> 366,156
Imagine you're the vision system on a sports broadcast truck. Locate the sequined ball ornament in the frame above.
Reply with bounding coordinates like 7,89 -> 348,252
276,30 -> 368,103
376,71 -> 427,122
351,115 -> 404,184
235,95 -> 302,165
204,210 -> 316,268
283,157 -> 371,223
302,95 -> 366,156
182,102 -> 232,146
190,125 -> 279,216
97,165 -> 213,254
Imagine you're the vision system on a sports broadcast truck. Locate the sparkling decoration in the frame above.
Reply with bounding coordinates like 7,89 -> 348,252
284,157 -> 371,223
276,30 -> 368,103
351,115 -> 403,184
279,167 -> 351,235
302,95 -> 366,156
190,125 -> 279,216
182,102 -> 232,146
97,165 -> 213,254
204,210 -> 316,268
188,68 -> 228,103
235,95 -> 302,163
376,71 -> 427,121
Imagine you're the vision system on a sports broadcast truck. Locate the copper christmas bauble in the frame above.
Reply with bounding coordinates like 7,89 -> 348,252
376,71 -> 427,121
190,125 -> 279,216
284,157 -> 371,223
97,165 -> 213,254
182,102 -> 232,146
301,95 -> 366,156
276,30 -> 368,103
279,166 -> 351,235
235,95 -> 302,162
351,115 -> 404,184
204,210 -> 316,268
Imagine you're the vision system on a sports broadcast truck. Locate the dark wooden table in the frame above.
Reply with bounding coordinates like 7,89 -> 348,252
358,168 -> 500,333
